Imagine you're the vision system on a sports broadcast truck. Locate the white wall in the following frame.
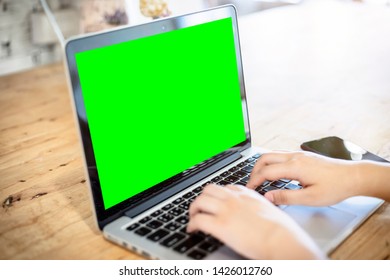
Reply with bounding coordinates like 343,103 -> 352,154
0,0 -> 80,76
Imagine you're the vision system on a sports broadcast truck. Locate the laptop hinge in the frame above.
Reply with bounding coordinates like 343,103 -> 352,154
123,151 -> 243,218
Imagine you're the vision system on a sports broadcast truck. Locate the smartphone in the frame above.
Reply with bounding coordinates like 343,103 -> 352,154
300,136 -> 389,163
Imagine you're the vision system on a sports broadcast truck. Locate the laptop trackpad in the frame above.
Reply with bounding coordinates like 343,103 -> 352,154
284,205 -> 357,240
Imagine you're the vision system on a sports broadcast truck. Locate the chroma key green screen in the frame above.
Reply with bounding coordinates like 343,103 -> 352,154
75,17 -> 246,209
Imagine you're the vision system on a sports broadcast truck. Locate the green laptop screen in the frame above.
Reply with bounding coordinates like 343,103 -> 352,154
75,17 -> 246,209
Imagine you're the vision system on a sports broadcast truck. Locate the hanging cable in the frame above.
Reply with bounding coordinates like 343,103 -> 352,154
39,0 -> 65,48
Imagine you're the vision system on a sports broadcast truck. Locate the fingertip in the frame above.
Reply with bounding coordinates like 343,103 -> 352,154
267,189 -> 287,205
186,219 -> 197,233
267,189 -> 307,206
264,192 -> 274,203
186,224 -> 193,233
246,180 -> 255,189
246,178 -> 261,190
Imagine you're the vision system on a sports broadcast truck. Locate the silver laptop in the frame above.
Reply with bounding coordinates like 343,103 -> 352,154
64,5 -> 383,259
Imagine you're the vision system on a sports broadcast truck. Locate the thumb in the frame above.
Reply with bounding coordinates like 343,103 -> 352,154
264,189 -> 312,206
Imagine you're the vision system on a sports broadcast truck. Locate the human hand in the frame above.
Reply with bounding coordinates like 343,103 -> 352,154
187,184 -> 324,259
247,151 -> 361,206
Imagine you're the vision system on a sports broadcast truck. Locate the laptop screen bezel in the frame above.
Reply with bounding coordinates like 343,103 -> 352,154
65,5 -> 252,229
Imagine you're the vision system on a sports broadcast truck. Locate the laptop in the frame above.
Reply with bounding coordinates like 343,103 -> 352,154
64,5 -> 383,259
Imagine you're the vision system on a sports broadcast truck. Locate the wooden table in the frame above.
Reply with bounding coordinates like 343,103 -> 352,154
1,1 -> 390,259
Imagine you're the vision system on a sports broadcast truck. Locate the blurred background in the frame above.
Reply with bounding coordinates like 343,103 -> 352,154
0,0 -> 389,76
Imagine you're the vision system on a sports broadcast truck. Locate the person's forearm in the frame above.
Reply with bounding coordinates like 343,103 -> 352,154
356,162 -> 390,202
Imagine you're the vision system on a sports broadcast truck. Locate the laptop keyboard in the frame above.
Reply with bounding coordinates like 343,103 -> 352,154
125,153 -> 301,259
